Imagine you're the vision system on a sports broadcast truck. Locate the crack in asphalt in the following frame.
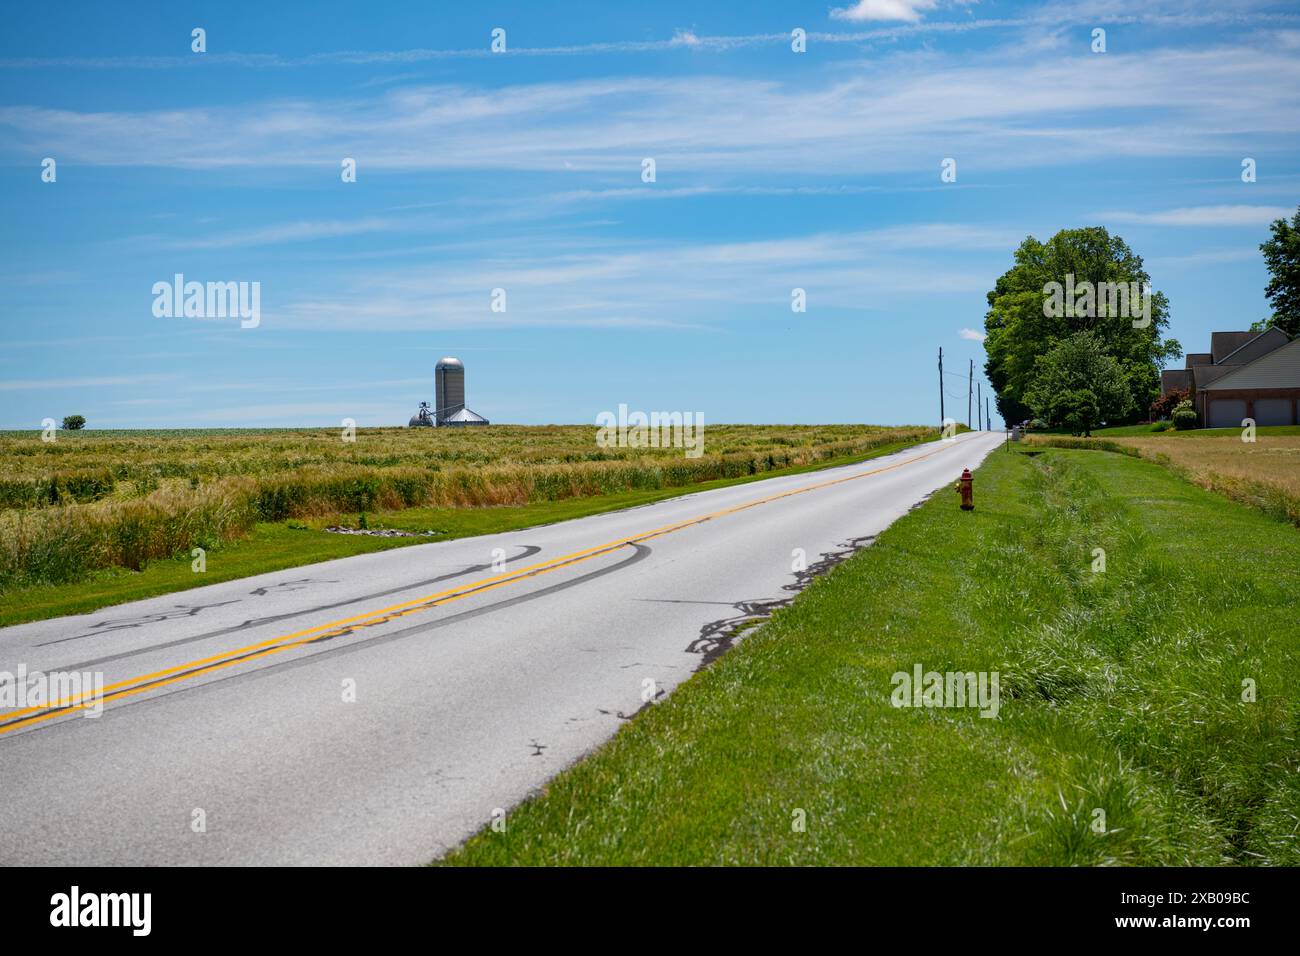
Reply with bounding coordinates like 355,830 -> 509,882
683,533 -> 880,670
597,686 -> 665,721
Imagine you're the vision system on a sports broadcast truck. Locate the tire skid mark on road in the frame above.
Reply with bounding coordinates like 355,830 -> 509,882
46,545 -> 545,670
0,434 -> 979,736
53,544 -> 656,726
0,537 -> 645,735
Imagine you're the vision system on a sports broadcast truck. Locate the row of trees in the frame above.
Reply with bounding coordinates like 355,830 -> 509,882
983,208 -> 1300,435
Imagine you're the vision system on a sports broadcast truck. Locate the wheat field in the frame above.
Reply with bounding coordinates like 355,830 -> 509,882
0,424 -> 931,590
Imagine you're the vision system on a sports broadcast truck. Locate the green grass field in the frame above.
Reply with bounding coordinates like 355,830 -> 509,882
0,434 -> 939,628
444,444 -> 1300,866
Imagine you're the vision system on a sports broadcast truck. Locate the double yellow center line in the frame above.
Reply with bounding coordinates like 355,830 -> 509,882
0,434 -> 976,736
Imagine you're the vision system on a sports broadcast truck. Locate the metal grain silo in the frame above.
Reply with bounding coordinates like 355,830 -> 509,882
435,356 -> 465,424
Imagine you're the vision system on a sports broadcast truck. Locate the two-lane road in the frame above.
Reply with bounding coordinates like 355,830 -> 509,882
0,432 -> 1002,865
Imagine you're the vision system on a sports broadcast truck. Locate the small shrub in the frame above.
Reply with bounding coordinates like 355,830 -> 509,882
1150,388 -> 1189,422
1172,400 -> 1198,431
61,415 -> 86,430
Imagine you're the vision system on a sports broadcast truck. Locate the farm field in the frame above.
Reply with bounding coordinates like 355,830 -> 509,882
445,445 -> 1300,866
1039,424 -> 1300,438
1025,428 -> 1300,526
0,424 -> 935,623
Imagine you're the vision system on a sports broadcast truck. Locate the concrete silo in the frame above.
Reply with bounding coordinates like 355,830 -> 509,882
428,356 -> 489,427
435,357 -> 465,423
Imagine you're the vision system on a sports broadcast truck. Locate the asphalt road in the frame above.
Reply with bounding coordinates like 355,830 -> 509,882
0,432 -> 1002,865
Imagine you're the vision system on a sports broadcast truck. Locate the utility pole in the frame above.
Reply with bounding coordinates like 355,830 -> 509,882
986,396 -> 992,432
967,359 -> 973,430
977,381 -> 982,431
938,347 -> 945,429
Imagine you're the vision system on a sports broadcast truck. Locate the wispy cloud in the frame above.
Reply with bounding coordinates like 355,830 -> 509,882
0,374 -> 174,392
174,217 -> 399,250
174,402 -> 394,425
1149,247 -> 1262,269
959,328 -> 987,342
5,42 -> 1296,177
1098,205 -> 1293,227
5,6 -> 1296,70
269,223 -> 1009,332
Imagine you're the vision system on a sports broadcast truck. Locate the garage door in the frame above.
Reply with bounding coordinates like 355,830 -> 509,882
1254,398 -> 1294,426
1208,399 -> 1247,429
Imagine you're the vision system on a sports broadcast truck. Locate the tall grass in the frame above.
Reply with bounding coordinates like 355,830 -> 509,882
0,424 -> 909,488
0,484 -> 253,590
0,426 -> 931,591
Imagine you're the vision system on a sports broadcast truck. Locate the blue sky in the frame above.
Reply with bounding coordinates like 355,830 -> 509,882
2,0 -> 1298,428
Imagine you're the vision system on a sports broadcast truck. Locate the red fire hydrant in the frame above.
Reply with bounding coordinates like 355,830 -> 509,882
956,468 -> 974,510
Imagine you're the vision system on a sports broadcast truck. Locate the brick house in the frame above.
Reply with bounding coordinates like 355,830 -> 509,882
1160,327 -> 1300,427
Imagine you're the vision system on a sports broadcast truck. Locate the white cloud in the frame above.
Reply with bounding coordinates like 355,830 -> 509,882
1098,205 -> 1292,227
3,42 -> 1295,178
959,328 -> 986,342
831,0 -> 940,23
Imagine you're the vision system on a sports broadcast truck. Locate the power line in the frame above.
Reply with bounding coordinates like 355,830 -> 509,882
937,347 -> 945,428
967,359 -> 973,430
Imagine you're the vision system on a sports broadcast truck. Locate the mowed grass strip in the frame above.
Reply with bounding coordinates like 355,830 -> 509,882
443,447 -> 1300,866
1027,428 -> 1300,527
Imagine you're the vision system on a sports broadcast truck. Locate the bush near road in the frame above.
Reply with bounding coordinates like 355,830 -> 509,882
445,446 -> 1300,866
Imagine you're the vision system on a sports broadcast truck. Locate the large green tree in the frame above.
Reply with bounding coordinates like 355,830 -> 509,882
983,227 -> 1181,425
1253,205 -> 1300,337
1024,331 -> 1133,436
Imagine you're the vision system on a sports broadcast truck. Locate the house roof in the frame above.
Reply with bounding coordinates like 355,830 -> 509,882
1215,326 -> 1288,367
1211,331 -> 1258,364
1202,336 -> 1300,391
1192,365 -> 1235,389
